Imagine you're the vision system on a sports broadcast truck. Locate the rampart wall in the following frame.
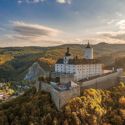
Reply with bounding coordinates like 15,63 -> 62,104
36,81 -> 51,92
51,86 -> 80,110
36,71 -> 123,110
80,71 -> 122,90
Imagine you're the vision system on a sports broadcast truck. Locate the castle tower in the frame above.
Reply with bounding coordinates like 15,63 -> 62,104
63,47 -> 73,73
65,47 -> 71,57
63,47 -> 73,63
84,42 -> 93,59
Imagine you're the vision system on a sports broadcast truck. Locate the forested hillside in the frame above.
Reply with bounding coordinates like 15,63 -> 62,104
1,83 -> 125,125
1,43 -> 125,82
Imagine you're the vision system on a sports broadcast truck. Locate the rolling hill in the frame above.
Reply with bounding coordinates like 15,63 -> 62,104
1,42 -> 125,82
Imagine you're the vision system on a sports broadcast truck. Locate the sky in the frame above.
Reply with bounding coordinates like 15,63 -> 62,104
1,0 -> 125,47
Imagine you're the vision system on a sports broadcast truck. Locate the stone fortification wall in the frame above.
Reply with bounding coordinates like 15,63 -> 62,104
80,71 -> 122,90
50,88 -> 60,110
36,81 -> 51,92
35,71 -> 123,110
60,74 -> 75,83
51,72 -> 75,83
41,83 -> 51,92
36,81 -> 80,110
119,76 -> 125,83
51,86 -> 80,110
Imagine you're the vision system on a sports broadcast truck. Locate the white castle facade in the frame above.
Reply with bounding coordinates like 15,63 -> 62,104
55,43 -> 103,81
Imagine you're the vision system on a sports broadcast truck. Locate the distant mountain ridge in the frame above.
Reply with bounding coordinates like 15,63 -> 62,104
1,42 -> 125,81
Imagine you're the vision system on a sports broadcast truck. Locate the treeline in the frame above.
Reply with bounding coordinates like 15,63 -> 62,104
0,87 -> 59,125
1,83 -> 125,125
63,83 -> 125,125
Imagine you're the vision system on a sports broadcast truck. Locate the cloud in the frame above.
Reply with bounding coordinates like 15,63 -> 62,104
116,12 -> 123,17
97,19 -> 125,41
12,21 -> 61,39
116,20 -> 125,30
56,0 -> 72,4
107,19 -> 116,25
0,21 -> 63,47
26,0 -> 45,3
6,21 -> 63,45
17,0 -> 45,4
0,27 -> 6,31
17,0 -> 23,4
97,31 -> 125,41
18,0 -> 72,4
105,33 -> 125,41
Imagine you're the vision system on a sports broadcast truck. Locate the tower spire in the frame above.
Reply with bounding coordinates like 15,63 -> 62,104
84,41 -> 93,59
86,42 -> 91,48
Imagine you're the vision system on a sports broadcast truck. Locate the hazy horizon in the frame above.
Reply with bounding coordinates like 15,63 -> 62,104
1,0 -> 125,47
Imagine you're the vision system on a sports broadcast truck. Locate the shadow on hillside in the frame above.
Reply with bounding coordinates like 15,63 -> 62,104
0,53 -> 45,82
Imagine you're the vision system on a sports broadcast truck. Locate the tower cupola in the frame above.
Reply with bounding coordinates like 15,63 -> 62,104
63,47 -> 73,64
84,42 -> 93,59
65,47 -> 71,56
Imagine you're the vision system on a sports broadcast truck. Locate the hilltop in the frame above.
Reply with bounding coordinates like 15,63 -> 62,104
1,43 -> 125,81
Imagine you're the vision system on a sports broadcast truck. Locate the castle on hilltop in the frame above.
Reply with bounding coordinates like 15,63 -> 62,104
27,42 -> 123,110
51,42 -> 103,83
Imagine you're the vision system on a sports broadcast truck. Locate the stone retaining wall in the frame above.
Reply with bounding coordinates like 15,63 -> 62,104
36,71 -> 123,110
80,71 -> 122,90
51,86 -> 80,110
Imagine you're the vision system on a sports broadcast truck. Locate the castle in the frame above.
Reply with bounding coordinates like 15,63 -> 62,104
52,42 -> 103,83
34,43 -> 123,110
